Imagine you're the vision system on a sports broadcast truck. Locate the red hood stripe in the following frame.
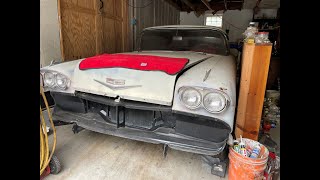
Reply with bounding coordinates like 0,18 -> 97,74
79,54 -> 189,75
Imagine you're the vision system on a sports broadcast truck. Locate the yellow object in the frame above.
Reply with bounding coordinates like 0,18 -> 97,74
40,85 -> 57,175
246,38 -> 255,44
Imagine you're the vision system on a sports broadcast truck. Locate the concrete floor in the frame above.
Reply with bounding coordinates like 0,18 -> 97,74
46,124 -> 228,180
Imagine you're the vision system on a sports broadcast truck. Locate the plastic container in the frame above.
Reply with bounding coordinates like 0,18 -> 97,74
228,138 -> 269,180
255,32 -> 270,44
239,136 -> 248,157
249,144 -> 261,158
243,22 -> 258,43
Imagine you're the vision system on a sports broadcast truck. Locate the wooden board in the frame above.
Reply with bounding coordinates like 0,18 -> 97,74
58,0 -> 128,61
235,43 -> 272,140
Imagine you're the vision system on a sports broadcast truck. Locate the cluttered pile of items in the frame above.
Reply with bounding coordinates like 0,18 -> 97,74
243,22 -> 271,44
259,90 -> 280,179
229,135 -> 280,180
232,136 -> 262,158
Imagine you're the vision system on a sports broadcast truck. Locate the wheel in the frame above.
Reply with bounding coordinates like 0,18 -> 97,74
49,154 -> 61,174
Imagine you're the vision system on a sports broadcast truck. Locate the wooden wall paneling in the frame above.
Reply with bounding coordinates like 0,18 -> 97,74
103,18 -> 116,53
60,8 -> 96,60
95,0 -> 103,55
235,43 -> 272,140
114,21 -> 123,52
128,0 -> 134,51
58,0 -> 129,60
103,0 -> 114,16
57,0 -> 65,61
122,0 -> 129,52
59,0 -> 97,61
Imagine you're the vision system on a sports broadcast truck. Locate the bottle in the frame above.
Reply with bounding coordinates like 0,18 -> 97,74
243,22 -> 257,43
233,140 -> 240,153
250,144 -> 261,158
239,136 -> 247,157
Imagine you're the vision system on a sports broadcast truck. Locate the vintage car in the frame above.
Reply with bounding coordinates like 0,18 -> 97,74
40,25 -> 236,176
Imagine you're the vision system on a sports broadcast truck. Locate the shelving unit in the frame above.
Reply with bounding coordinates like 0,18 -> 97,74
252,8 -> 280,56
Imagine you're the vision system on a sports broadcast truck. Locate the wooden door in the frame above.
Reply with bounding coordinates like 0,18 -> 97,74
58,0 -> 128,61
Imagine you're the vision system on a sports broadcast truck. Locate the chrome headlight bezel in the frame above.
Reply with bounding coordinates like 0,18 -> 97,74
55,73 -> 69,90
43,72 -> 55,87
203,91 -> 228,113
40,70 -> 70,90
178,87 -> 202,109
178,86 -> 230,114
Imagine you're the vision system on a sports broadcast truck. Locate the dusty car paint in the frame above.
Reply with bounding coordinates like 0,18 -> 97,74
40,26 -> 236,160
172,55 -> 236,129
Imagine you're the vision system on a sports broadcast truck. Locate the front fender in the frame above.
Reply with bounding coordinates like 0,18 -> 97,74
40,59 -> 83,94
172,55 -> 236,129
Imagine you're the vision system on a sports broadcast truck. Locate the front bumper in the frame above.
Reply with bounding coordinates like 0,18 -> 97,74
51,92 -> 231,156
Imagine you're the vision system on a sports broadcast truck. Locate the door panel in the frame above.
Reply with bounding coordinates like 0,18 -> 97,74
59,0 -> 128,61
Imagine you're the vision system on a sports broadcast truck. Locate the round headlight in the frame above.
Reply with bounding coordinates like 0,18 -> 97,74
44,72 -> 55,87
56,74 -> 68,89
203,92 -> 227,113
180,88 -> 202,109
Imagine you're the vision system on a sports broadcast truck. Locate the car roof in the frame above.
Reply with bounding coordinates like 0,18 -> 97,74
143,25 -> 226,34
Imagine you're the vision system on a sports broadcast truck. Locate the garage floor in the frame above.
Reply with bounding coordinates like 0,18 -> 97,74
46,124 -> 228,180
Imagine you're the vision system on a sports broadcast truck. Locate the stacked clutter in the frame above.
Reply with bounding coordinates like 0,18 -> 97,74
259,90 -> 280,179
228,136 -> 269,180
243,22 -> 270,44
262,90 -> 280,131
264,152 -> 280,180
232,136 -> 264,159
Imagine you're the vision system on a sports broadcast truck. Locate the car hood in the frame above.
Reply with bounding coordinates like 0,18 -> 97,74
72,51 -> 221,106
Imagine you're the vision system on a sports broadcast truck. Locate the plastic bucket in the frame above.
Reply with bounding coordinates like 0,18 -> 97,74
228,138 -> 269,180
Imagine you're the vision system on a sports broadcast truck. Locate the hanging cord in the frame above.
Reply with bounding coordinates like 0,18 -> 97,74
126,0 -> 153,8
40,84 -> 57,175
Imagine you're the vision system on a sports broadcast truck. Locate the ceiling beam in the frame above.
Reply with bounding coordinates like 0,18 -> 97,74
163,0 -> 181,10
181,0 -> 196,11
201,0 -> 213,11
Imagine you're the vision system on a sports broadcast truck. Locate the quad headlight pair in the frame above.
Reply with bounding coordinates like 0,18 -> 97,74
179,86 -> 229,113
40,71 -> 70,90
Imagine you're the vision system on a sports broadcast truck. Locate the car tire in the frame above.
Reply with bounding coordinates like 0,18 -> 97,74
49,154 -> 61,174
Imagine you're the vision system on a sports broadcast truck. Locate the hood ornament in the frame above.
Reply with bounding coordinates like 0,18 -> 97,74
203,69 -> 212,82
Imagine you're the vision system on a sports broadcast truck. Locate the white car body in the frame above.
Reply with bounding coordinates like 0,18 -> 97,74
40,26 -> 236,160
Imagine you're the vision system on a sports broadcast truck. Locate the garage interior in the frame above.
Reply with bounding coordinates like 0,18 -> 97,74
40,0 -> 280,179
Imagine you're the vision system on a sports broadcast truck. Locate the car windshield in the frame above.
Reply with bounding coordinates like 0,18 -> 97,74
140,28 -> 228,55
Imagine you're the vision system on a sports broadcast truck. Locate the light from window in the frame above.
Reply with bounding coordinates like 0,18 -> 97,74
205,15 -> 223,27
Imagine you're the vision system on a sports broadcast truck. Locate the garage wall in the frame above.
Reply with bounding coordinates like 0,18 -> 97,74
40,0 -> 62,67
129,0 -> 180,51
58,0 -> 129,61
180,12 -> 205,25
179,9 -> 277,42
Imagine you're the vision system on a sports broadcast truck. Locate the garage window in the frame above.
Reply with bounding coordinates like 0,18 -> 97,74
205,14 -> 223,27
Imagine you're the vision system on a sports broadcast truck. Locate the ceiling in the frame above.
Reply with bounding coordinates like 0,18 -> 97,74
165,0 -> 280,15
243,0 -> 280,9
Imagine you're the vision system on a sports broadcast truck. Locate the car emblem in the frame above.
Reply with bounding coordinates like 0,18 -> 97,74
106,78 -> 125,85
93,78 -> 142,91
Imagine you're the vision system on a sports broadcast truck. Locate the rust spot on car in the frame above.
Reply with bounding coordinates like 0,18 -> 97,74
219,87 -> 227,91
